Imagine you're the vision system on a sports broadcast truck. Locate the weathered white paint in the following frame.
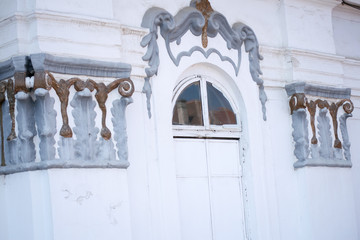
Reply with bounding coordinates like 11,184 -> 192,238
0,169 -> 132,240
0,0 -> 359,240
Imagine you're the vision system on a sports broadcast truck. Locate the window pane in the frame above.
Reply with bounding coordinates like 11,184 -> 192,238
173,81 -> 203,126
207,82 -> 236,125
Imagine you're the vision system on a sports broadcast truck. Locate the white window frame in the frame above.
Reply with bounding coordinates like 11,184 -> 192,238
172,74 -> 241,139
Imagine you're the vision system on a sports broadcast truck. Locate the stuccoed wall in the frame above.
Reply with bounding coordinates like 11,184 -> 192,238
0,0 -> 359,240
0,169 -> 132,240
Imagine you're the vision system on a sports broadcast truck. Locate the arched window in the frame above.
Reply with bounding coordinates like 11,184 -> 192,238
173,81 -> 204,126
172,75 -> 240,138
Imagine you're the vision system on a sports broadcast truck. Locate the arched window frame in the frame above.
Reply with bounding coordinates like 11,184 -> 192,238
172,74 -> 241,139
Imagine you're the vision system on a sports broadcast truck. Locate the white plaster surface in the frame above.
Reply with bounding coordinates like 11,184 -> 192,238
333,5 -> 360,60
0,169 -> 132,240
0,0 -> 360,240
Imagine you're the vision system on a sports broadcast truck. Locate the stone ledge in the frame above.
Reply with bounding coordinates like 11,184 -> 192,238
0,53 -> 132,81
30,53 -> 131,78
294,158 -> 352,168
0,160 -> 130,175
285,81 -> 351,99
0,56 -> 27,81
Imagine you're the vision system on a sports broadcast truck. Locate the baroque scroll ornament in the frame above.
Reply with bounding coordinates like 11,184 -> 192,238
289,93 -> 354,167
141,0 -> 267,120
0,73 -> 134,167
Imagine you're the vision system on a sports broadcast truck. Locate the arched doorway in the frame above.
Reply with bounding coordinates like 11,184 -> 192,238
172,74 -> 246,240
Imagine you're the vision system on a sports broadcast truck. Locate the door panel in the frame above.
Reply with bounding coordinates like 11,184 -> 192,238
174,138 -> 245,240
211,178 -> 245,240
208,140 -> 240,176
177,178 -> 213,240
174,138 -> 207,177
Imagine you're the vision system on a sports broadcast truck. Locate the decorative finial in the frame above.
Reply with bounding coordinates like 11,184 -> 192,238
195,0 -> 214,48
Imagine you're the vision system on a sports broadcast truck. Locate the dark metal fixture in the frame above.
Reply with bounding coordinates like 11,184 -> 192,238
342,0 -> 360,10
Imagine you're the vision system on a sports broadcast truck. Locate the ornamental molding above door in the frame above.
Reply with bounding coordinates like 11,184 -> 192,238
140,0 -> 267,120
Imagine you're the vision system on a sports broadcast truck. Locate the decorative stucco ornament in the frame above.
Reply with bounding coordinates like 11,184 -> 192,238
195,0 -> 214,48
112,97 -> 133,162
286,82 -> 354,168
6,79 -> 16,141
71,89 -> 99,162
141,0 -> 267,120
0,82 -> 6,166
34,88 -> 57,162
16,91 -> 37,164
0,54 -> 135,174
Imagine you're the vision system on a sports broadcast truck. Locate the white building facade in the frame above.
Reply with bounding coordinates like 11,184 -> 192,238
0,0 -> 359,240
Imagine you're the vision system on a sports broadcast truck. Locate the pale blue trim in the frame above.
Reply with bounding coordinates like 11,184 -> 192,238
0,160 -> 130,175
294,158 -> 352,168
285,82 -> 351,99
0,56 -> 27,81
0,53 -> 132,81
30,53 -> 131,78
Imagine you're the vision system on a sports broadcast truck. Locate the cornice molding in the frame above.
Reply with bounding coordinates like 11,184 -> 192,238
0,56 -> 27,81
285,82 -> 351,99
30,53 -> 131,78
0,53 -> 131,81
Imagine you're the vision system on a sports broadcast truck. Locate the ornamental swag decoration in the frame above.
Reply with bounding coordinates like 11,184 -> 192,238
140,0 -> 268,120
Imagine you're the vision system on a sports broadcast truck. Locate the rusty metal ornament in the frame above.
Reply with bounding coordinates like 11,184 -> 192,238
0,82 -> 6,166
289,93 -> 306,115
91,78 -> 134,140
47,73 -> 134,140
315,99 -> 329,109
6,79 -> 16,141
14,72 -> 28,94
91,82 -> 111,140
328,99 -> 353,149
292,96 -> 354,150
328,102 -> 342,149
118,78 -> 135,97
73,79 -> 95,92
47,73 -> 78,138
33,71 -> 51,90
306,99 -> 332,145
342,99 -> 354,114
50,75 -> 98,138
4,71 -> 135,142
195,0 -> 214,48
306,100 -> 318,145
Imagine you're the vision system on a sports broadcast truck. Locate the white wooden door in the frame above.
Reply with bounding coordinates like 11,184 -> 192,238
174,138 -> 246,240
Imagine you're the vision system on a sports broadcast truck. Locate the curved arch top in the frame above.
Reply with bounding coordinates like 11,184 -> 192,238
140,0 -> 267,120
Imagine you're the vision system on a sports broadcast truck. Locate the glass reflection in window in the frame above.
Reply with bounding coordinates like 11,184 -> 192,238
207,82 -> 236,125
172,81 -> 203,126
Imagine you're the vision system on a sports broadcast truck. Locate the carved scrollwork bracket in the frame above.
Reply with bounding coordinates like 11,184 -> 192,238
0,72 -> 134,153
0,54 -> 135,172
46,72 -> 134,139
289,93 -> 307,114
286,82 -> 354,168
